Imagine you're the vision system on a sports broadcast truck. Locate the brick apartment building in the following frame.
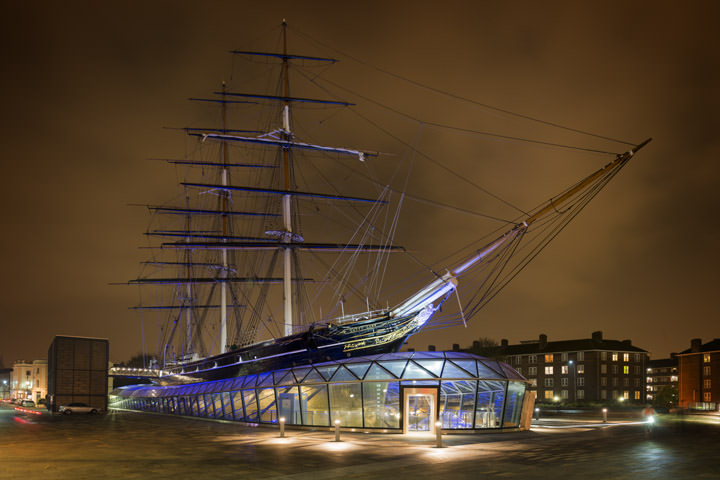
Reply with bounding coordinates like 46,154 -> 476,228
464,331 -> 648,404
677,338 -> 719,410
646,356 -> 678,404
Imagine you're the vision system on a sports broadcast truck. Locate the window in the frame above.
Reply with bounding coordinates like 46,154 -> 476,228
577,352 -> 584,361
623,366 -> 629,375
634,379 -> 641,387
601,377 -> 607,386
612,353 -> 618,362
634,366 -> 640,375
544,390 -> 554,399
623,353 -> 629,362
601,389 -> 607,400
703,366 -> 711,376
612,378 -> 618,387
704,354 -> 711,363
577,389 -> 584,399
704,392 -> 712,402
601,351 -> 607,361
623,378 -> 629,387
561,390 -> 568,399
515,356 -> 521,365
516,367 -> 522,376
576,377 -> 584,386
704,379 -> 711,389
561,352 -> 568,362
623,391 -> 629,399
634,391 -> 641,400
545,354 -> 554,363
577,364 -> 585,374
529,379 -> 537,387
561,378 -> 568,387
612,365 -> 618,374
601,364 -> 607,374
545,366 -> 554,375
544,378 -> 554,387
529,367 -> 537,376
528,355 -> 537,364
561,365 -> 568,374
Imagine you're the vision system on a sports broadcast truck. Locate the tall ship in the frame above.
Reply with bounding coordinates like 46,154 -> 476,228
128,22 -> 650,385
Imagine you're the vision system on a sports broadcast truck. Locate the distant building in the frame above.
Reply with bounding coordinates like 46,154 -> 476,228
10,360 -> 48,402
677,338 -> 720,410
463,331 -> 649,404
646,356 -> 678,404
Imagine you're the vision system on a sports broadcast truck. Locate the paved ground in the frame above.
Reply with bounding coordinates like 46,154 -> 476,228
2,404 -> 719,479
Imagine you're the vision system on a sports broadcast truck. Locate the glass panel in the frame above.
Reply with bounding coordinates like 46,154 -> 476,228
300,384 -> 329,426
195,395 -> 205,417
302,368 -> 326,383
231,391 -> 244,421
274,370 -> 293,385
221,392 -> 233,420
276,387 -> 301,425
362,382 -> 399,428
475,380 -> 505,428
258,372 -> 275,387
404,361 -> 439,379
329,383 -> 363,427
345,363 -> 371,379
242,390 -> 259,422
316,365 -> 339,381
230,376 -> 246,390
477,361 -> 503,379
242,374 -> 258,388
365,363 -> 395,380
212,393 -> 224,418
451,360 -> 478,377
292,367 -> 312,383
439,381 -> 476,429
378,360 -> 407,378
257,388 -> 277,423
330,365 -> 358,381
503,382 -> 526,427
410,351 -> 445,359
407,394 -> 432,432
276,370 -> 297,386
442,362 -> 473,378
412,359 -> 443,377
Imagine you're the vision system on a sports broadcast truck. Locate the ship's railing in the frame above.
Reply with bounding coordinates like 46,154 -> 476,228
330,309 -> 387,326
110,366 -> 164,378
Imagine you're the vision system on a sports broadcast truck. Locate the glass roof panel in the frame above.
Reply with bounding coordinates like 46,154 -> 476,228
301,368 -> 326,384
450,360 -> 478,377
441,362 -> 473,379
330,365 -> 358,381
364,363 -> 396,380
477,360 -> 504,378
413,359 -> 444,377
345,362 -> 371,379
275,370 -> 295,385
291,367 -> 312,383
402,361 -> 437,379
409,351 -> 445,359
378,360 -> 407,378
400,379 -> 439,386
315,365 -> 339,381
230,376 -> 246,390
258,372 -> 275,387
242,374 -> 258,388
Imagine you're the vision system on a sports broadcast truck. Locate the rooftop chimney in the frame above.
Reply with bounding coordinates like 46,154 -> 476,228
592,331 -> 603,344
501,339 -> 509,347
691,338 -> 702,353
452,343 -> 460,352
428,344 -> 436,352
539,334 -> 547,350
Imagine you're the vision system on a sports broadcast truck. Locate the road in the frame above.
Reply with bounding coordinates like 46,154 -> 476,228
1,405 -> 719,479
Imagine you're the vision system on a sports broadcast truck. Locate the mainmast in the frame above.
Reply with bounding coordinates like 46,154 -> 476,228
281,20 -> 294,337
220,82 -> 229,353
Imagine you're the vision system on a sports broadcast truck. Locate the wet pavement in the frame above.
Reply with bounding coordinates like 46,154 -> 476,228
2,404 -> 719,479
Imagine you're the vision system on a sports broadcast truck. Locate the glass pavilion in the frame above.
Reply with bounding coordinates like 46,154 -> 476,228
109,352 -> 531,433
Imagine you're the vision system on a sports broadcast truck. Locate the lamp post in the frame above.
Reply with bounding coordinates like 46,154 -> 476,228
435,421 -> 443,448
279,417 -> 286,438
568,360 -> 575,403
334,419 -> 341,442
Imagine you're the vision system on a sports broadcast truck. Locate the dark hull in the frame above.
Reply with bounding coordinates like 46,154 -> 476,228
155,311 -> 422,385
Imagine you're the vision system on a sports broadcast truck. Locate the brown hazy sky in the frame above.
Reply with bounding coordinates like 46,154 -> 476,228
1,1 -> 718,365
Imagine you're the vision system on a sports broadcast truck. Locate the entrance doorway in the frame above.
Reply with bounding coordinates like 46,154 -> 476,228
403,387 -> 438,434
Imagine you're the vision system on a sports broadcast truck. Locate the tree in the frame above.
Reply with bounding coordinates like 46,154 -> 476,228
653,384 -> 678,407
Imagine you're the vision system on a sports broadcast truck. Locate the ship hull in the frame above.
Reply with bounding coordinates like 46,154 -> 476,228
155,310 -> 426,385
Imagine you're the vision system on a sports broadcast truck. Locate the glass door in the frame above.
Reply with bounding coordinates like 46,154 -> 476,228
407,394 -> 431,432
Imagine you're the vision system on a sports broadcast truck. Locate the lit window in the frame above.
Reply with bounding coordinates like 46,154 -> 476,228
612,353 -> 618,362
634,391 -> 641,400
545,354 -> 554,363
545,366 -> 554,375
647,377 -> 652,383
671,376 -> 678,382
703,392 -> 712,402
544,390 -> 554,399
623,391 -> 629,399
561,365 -> 568,374
577,364 -> 584,374
703,366 -> 711,376
704,354 -> 711,363
623,353 -> 629,362
577,352 -> 584,361
530,379 -> 537,387
623,366 -> 629,375
577,389 -> 584,399
704,379 -> 711,389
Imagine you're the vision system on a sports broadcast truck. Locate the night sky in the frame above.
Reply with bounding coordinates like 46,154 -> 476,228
1,1 -> 718,366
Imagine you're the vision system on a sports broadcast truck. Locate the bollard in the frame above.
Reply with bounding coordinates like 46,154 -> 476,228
534,407 -> 540,421
279,417 -> 286,438
435,421 -> 443,448
602,408 -> 608,423
334,419 -> 341,442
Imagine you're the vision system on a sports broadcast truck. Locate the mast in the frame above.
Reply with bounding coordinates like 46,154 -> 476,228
281,20 -> 293,337
220,82 -> 229,353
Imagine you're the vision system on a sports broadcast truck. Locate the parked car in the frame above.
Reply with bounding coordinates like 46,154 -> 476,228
58,402 -> 99,415
21,400 -> 36,408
